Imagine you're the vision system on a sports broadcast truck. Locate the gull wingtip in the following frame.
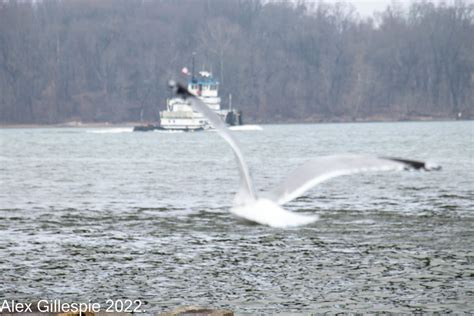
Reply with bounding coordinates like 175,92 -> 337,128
381,156 -> 442,171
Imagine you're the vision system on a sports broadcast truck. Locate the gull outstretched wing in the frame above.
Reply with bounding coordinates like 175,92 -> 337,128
168,80 -> 257,204
265,154 -> 440,206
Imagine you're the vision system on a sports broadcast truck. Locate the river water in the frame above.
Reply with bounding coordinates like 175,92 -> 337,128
0,121 -> 473,314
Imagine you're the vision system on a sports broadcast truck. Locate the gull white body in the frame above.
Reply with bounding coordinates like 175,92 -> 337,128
231,198 -> 319,228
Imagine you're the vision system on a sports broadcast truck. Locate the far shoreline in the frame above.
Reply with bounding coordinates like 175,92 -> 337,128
0,117 -> 471,129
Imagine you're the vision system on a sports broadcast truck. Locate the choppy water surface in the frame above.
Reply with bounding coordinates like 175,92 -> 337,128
1,122 -> 473,314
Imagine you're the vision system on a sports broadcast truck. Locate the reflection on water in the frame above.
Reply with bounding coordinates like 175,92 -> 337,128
0,122 -> 473,314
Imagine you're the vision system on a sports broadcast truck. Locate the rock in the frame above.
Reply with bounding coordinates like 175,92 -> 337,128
159,306 -> 234,316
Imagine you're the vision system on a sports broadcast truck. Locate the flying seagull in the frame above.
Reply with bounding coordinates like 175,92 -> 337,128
168,80 -> 441,228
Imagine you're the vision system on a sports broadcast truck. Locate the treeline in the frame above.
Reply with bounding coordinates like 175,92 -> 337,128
0,0 -> 473,124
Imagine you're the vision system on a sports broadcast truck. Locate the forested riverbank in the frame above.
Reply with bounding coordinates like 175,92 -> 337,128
1,0 -> 473,124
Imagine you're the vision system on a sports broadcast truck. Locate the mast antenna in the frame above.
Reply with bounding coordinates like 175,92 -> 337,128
192,52 -> 196,82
